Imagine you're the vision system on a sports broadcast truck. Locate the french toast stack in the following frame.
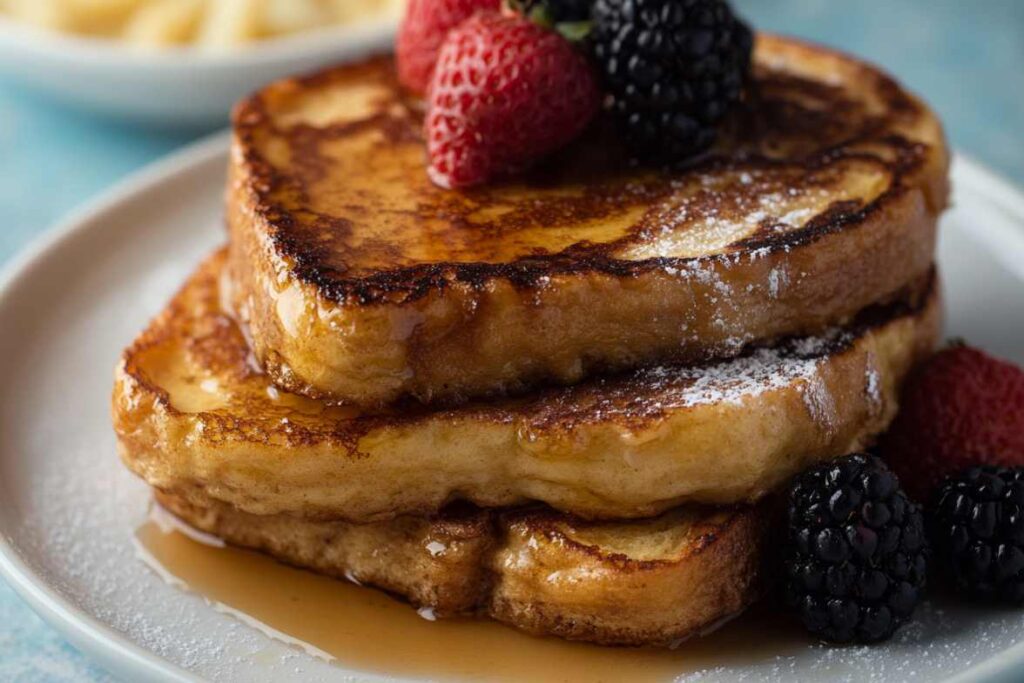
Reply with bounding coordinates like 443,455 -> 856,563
114,34 -> 949,647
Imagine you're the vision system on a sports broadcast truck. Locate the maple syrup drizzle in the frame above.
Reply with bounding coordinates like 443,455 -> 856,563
135,507 -> 803,682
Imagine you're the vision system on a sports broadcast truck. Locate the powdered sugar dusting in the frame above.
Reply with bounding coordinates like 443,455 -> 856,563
799,375 -> 839,437
865,352 -> 884,415
646,346 -> 825,410
626,168 -> 843,260
545,326 -> 857,434
768,265 -> 790,299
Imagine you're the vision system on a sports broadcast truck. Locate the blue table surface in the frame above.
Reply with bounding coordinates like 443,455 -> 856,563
1,1 -> 1021,680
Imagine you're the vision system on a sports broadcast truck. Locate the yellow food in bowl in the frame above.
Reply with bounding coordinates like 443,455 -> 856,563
0,0 -> 403,49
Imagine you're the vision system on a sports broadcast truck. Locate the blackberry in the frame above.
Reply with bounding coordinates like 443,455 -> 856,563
931,466 -> 1024,604
512,0 -> 591,23
590,0 -> 753,163
784,454 -> 928,643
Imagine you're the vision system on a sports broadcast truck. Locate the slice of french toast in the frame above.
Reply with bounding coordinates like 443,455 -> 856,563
228,33 -> 949,407
114,249 -> 940,523
153,489 -> 771,647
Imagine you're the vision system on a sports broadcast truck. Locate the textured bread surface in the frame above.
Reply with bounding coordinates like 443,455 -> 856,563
228,33 -> 949,407
114,249 -> 941,522
155,489 -> 770,647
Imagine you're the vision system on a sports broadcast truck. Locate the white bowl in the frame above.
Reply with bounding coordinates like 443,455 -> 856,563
0,16 -> 396,128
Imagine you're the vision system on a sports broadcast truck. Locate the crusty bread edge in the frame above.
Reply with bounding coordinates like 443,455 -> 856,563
155,490 -> 770,647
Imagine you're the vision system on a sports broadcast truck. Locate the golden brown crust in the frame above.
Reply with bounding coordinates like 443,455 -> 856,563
155,490 -> 769,647
227,34 -> 949,407
114,249 -> 941,522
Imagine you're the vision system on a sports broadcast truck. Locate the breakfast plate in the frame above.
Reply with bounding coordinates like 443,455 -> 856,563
0,133 -> 1023,682
0,16 -> 395,126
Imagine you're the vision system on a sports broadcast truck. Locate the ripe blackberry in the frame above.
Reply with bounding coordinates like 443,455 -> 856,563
590,0 -> 753,163
512,0 -> 591,23
784,454 -> 927,643
931,466 -> 1024,604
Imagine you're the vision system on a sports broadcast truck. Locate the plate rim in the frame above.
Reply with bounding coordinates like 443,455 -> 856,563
0,133 -> 229,683
0,135 -> 1022,683
943,160 -> 1024,683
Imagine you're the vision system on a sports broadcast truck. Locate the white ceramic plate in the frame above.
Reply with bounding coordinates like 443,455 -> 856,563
1,135 -> 1024,683
0,16 -> 395,127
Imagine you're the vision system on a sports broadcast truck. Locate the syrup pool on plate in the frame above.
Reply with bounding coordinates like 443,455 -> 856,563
134,505 -> 804,682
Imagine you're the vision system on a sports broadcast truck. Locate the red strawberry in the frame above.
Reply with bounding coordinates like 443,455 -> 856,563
425,12 -> 601,189
396,0 -> 500,95
881,345 -> 1024,502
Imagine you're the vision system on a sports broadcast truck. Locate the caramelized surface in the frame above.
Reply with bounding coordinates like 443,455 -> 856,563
226,34 -> 947,407
115,250 -> 941,522
234,34 -> 947,302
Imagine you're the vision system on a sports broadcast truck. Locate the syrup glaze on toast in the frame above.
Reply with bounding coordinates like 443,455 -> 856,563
153,490 -> 770,648
115,249 -> 940,523
229,34 -> 949,406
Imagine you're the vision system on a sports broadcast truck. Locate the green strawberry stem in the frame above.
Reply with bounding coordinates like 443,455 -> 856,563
556,20 -> 591,42
505,1 -> 592,42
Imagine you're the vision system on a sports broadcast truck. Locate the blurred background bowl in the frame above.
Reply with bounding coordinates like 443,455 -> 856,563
0,15 -> 396,128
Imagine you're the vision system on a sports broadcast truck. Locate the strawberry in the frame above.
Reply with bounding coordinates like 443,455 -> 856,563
396,0 -> 500,95
881,345 -> 1024,502
425,12 -> 601,188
